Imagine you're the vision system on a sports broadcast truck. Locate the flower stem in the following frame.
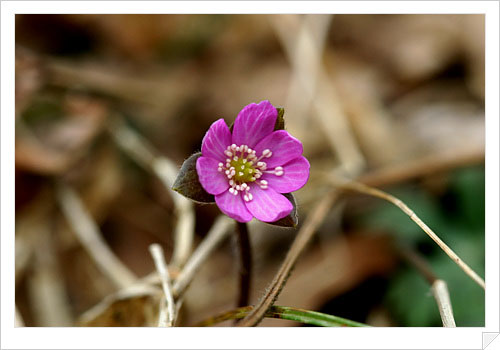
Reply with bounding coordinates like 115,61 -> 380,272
235,221 -> 252,310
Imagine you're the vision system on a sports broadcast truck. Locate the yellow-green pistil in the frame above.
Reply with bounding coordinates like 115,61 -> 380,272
230,158 -> 256,183
218,143 -> 282,202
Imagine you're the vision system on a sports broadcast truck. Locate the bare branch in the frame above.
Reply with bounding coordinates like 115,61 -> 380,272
149,244 -> 176,327
56,183 -> 137,289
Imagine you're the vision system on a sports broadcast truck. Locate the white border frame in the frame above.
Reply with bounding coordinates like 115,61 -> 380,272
2,1 -> 498,349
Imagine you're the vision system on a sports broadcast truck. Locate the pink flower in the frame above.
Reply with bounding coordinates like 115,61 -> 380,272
196,100 -> 310,223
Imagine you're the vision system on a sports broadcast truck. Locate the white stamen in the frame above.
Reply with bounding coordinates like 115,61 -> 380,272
241,165 -> 245,170
262,149 -> 272,158
236,185 -> 241,191
248,193 -> 253,200
244,194 -> 249,202
229,180 -> 235,186
260,180 -> 268,186
229,188 -> 235,194
233,156 -> 238,161
238,172 -> 244,176
225,150 -> 233,157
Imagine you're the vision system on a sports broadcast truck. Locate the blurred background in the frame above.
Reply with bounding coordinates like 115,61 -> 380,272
15,14 -> 485,327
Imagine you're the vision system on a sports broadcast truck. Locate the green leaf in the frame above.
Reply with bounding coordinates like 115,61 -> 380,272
274,107 -> 285,130
269,306 -> 369,327
267,193 -> 298,228
172,152 -> 215,203
196,305 -> 370,327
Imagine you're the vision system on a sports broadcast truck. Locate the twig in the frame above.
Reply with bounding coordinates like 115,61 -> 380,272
238,190 -> 339,327
399,247 -> 456,327
329,178 -> 485,290
432,280 -> 456,327
109,118 -> 195,268
56,183 -> 138,289
149,244 -> 176,327
235,222 -> 252,310
172,216 -> 233,298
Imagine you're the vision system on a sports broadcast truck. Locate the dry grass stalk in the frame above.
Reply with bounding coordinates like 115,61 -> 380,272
149,244 -> 176,327
56,184 -> 138,289
400,247 -> 456,327
329,178 -> 485,290
15,307 -> 25,327
109,119 -> 195,268
238,190 -> 339,327
272,14 -> 365,176
172,216 -> 233,298
432,280 -> 456,327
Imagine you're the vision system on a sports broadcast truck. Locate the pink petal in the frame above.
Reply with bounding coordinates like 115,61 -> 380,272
215,190 -> 253,222
201,119 -> 232,162
254,130 -> 303,168
196,156 -> 230,195
244,185 -> 293,222
232,100 -> 277,148
263,156 -> 310,193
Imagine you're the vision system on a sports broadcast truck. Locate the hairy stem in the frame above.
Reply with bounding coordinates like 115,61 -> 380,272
235,221 -> 252,310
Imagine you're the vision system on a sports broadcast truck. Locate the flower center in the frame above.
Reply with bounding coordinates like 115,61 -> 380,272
230,157 -> 256,183
217,143 -> 284,202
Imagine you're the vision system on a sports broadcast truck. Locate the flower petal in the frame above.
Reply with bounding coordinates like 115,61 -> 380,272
201,118 -> 232,162
263,156 -> 310,193
215,190 -> 253,223
232,100 -> 277,148
196,156 -> 229,195
244,186 -> 293,222
254,130 -> 303,168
